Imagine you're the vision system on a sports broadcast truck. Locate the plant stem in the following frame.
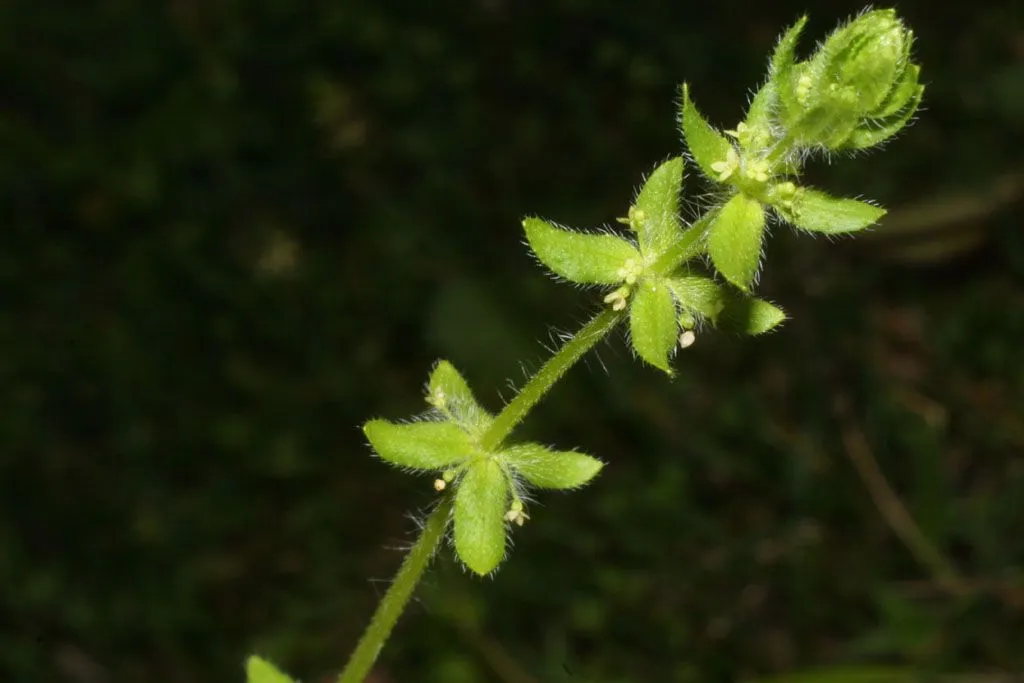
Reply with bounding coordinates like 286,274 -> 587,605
480,307 -> 625,451
338,495 -> 453,683
652,214 -> 711,274
763,131 -> 798,169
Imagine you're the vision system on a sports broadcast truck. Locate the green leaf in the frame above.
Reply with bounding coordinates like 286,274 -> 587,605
785,188 -> 886,233
523,217 -> 639,285
633,157 -> 685,259
427,360 -> 492,435
502,443 -> 604,489
846,83 -> 924,150
666,275 -> 725,321
454,459 -> 509,575
718,294 -> 787,335
769,15 -> 809,118
680,84 -> 735,181
770,15 -> 808,78
364,419 -> 473,471
872,59 -> 920,119
707,193 -> 766,292
246,656 -> 296,683
666,277 -> 783,334
629,278 -> 679,374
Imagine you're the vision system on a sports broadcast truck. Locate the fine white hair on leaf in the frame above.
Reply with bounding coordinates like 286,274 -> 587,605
522,221 -> 636,292
522,234 -> 588,290
622,315 -> 680,366
744,85 -> 760,110
632,153 -> 686,201
632,166 -> 652,201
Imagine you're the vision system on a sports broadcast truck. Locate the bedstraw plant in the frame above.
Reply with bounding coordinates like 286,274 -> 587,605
245,9 -> 924,683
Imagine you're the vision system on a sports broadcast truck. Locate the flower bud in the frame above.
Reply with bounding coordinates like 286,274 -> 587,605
775,9 -> 923,151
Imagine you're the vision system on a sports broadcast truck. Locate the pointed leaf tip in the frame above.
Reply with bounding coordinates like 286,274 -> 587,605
454,459 -> 509,576
633,157 -> 685,258
246,656 -> 296,683
680,84 -> 735,182
771,14 -> 808,78
427,360 -> 492,433
718,295 -> 787,335
428,360 -> 473,406
629,279 -> 678,374
503,443 -> 604,489
787,188 -> 886,234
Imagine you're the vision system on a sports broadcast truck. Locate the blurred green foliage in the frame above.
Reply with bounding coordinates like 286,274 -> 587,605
1,1 -> 1022,682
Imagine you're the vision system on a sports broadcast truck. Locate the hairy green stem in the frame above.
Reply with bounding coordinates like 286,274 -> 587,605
480,307 -> 625,451
338,495 -> 453,683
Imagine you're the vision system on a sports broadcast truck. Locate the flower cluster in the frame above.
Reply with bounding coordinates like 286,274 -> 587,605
677,8 -> 922,293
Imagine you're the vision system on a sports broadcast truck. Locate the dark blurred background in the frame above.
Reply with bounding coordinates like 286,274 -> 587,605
2,1 -> 1023,682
